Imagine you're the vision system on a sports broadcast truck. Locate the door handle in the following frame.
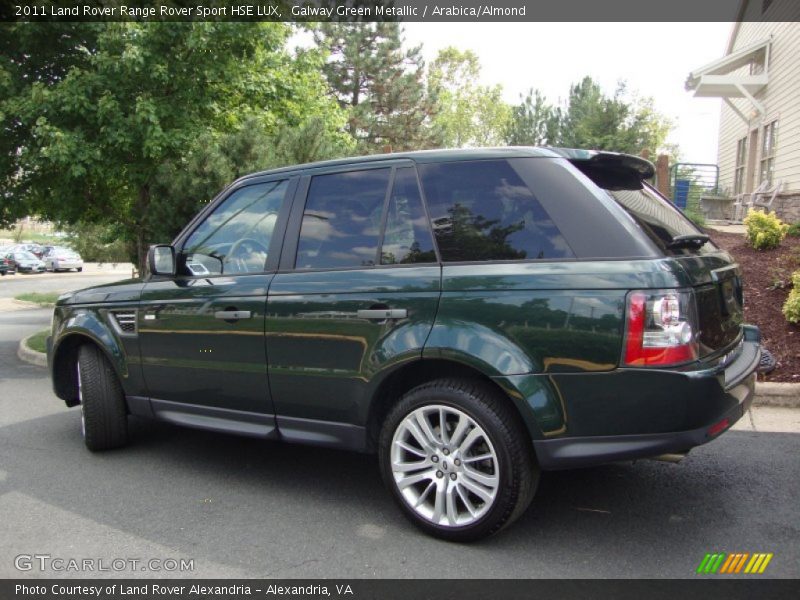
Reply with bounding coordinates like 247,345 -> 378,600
357,308 -> 408,320
214,310 -> 252,321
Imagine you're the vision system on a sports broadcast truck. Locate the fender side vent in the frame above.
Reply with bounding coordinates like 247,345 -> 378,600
110,311 -> 137,335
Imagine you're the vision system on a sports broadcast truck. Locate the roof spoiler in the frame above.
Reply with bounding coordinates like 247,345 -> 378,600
546,147 -> 656,181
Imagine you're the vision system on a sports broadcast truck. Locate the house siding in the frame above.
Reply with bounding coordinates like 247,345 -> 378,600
717,5 -> 800,198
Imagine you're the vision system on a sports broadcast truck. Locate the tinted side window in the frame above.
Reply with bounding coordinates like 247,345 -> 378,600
419,160 -> 574,262
182,180 -> 288,275
381,168 -> 437,265
296,169 -> 390,270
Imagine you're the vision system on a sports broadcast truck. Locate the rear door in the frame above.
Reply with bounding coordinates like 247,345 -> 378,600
266,163 -> 440,448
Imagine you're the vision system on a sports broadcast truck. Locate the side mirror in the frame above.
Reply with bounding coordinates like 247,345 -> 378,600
148,245 -> 176,276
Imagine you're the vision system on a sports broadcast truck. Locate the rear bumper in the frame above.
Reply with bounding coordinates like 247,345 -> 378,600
532,334 -> 760,470
52,261 -> 83,269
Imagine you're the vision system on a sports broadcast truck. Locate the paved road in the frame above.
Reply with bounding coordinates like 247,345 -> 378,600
0,273 -> 798,579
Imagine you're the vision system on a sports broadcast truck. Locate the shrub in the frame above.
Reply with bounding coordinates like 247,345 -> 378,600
684,196 -> 706,228
743,209 -> 788,250
783,271 -> 800,324
787,222 -> 800,238
64,222 -> 130,264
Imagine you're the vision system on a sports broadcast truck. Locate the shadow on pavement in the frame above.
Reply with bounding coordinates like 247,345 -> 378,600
1,409 -> 798,578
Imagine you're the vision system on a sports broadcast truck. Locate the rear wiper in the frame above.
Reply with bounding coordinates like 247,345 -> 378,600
667,234 -> 710,249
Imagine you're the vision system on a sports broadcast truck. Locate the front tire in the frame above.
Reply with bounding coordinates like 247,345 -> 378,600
77,345 -> 129,451
379,378 -> 539,542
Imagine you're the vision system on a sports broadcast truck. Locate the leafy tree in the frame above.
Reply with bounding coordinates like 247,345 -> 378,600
1,22 -> 346,270
64,221 -> 130,264
428,47 -> 511,147
313,22 -> 438,152
505,76 -> 673,157
0,23 -> 103,222
147,116 -> 353,244
272,115 -> 354,167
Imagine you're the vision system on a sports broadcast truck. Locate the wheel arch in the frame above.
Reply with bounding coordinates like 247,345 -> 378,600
52,330 -> 128,407
364,358 -> 545,453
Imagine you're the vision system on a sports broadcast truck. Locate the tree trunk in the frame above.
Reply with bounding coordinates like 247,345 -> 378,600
135,185 -> 150,276
136,230 -> 146,277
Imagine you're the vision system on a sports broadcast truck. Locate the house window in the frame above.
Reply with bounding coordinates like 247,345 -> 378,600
734,137 -> 747,194
759,120 -> 778,186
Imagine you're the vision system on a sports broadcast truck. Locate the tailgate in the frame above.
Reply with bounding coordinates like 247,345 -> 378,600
674,258 -> 744,357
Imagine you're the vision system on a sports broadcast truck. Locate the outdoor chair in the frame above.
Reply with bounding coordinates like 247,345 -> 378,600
751,179 -> 784,212
733,180 -> 768,221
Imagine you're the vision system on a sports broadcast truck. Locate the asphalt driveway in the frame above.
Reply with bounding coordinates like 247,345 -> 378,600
0,273 -> 798,579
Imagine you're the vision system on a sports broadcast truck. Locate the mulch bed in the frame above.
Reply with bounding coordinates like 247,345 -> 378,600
708,229 -> 800,382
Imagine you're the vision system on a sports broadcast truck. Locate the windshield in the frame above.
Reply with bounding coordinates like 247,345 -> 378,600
15,251 -> 37,260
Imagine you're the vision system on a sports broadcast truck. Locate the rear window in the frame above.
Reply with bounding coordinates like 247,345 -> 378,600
418,160 -> 574,262
605,186 -> 718,255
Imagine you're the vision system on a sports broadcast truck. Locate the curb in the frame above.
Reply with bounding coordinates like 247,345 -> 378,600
11,299 -> 47,309
13,335 -> 800,408
754,382 -> 800,408
17,333 -> 48,368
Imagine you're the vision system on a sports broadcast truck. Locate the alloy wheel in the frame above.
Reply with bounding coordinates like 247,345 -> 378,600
390,404 -> 500,527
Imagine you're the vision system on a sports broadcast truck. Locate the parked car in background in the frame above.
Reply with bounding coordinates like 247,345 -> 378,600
42,246 -> 84,272
48,147 -> 761,541
8,250 -> 46,273
0,253 -> 14,275
13,243 -> 45,259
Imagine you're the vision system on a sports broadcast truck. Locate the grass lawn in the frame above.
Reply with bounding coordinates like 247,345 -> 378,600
26,329 -> 49,353
0,229 -> 64,244
15,292 -> 60,307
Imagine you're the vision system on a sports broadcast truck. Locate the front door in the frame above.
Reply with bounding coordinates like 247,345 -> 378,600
138,177 -> 295,437
266,165 -> 441,448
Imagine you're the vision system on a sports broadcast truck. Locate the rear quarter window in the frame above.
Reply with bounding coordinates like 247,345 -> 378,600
418,160 -> 575,262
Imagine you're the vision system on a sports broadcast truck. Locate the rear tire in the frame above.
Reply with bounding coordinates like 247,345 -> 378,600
77,267 -> 83,272
379,378 -> 539,542
77,345 -> 129,451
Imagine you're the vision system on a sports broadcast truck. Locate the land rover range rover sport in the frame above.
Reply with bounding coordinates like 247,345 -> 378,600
48,147 -> 761,541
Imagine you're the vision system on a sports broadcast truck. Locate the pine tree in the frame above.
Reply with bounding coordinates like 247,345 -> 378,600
506,89 -> 560,146
314,23 -> 438,152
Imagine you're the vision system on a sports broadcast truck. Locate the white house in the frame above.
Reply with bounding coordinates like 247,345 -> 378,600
685,0 -> 800,222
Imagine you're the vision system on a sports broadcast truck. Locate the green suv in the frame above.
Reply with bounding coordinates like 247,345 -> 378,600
48,147 -> 761,541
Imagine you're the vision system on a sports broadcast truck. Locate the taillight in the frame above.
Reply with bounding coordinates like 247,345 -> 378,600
623,290 -> 699,367
707,417 -> 730,437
